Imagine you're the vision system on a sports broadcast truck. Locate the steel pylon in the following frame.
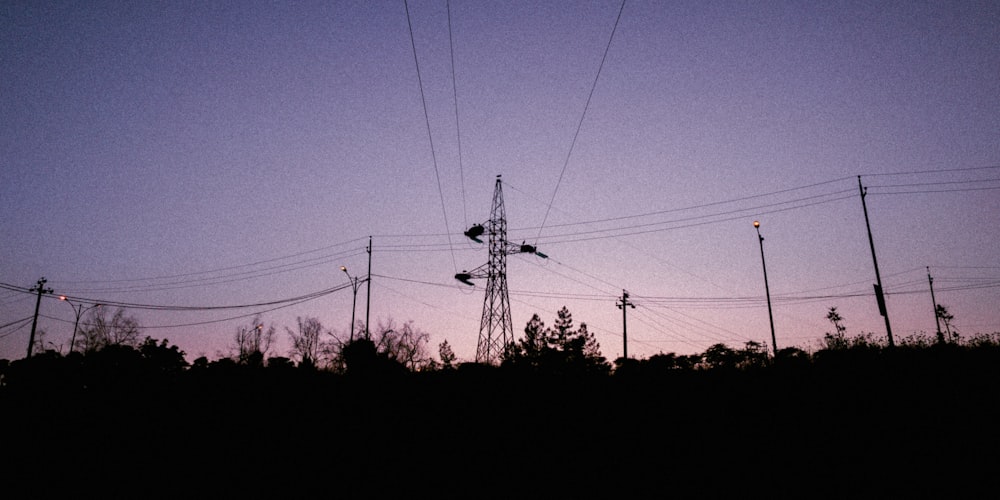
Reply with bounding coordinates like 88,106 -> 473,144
475,176 -> 514,364
456,176 -> 548,365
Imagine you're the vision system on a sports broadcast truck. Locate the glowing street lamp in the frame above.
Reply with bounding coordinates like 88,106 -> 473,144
753,221 -> 777,357
59,296 -> 100,354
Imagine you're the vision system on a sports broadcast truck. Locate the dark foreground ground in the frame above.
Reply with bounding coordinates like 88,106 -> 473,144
2,350 -> 998,498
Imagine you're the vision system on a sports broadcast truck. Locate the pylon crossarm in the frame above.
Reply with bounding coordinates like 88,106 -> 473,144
463,223 -> 486,243
506,240 -> 548,259
455,262 -> 490,286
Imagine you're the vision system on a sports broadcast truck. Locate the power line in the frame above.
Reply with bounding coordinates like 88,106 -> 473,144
39,297 -> 318,331
628,306 -> 722,351
502,292 -> 670,356
582,321 -> 664,355
868,178 -> 1000,189
860,164 -> 1000,177
0,281 -> 352,313
0,315 -> 35,332
94,284 -> 351,312
446,0 -> 468,228
517,254 -> 615,297
501,175 -> 861,245
513,252 -> 739,350
525,176 -> 855,232
377,246 -> 480,254
53,250 -> 367,295
10,174 -> 891,293
535,193 -> 857,246
20,167 -> 990,290
0,294 -> 32,307
372,271 -> 875,307
404,0 -> 459,273
0,317 -> 34,340
536,0 -> 626,243
42,291 -> 331,330
515,169 -> 995,239
869,186 -> 1000,195
51,237 -> 369,286
525,189 -> 854,242
374,272 -> 612,302
930,266 -> 1000,270
373,183 -> 855,249
2,164 -> 990,325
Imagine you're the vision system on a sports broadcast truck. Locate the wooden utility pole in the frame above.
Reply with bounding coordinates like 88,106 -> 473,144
365,236 -> 372,341
927,267 -> 944,343
754,221 -> 778,356
858,176 -> 894,348
617,290 -> 635,360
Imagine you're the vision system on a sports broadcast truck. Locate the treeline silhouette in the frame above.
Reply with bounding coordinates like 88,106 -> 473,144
3,329 -> 998,497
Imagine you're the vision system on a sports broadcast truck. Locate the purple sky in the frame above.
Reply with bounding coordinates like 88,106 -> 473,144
3,0 -> 999,363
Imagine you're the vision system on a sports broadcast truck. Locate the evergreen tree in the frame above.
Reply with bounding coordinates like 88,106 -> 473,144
547,307 -> 574,349
936,304 -> 957,342
438,340 -> 456,369
505,307 -> 608,374
822,306 -> 848,350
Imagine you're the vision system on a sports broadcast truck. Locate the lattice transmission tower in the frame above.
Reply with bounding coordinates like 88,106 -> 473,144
456,175 -> 546,365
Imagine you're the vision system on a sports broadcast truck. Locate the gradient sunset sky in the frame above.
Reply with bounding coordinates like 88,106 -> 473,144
2,0 -> 998,363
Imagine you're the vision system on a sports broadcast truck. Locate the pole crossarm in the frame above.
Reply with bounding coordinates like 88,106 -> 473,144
454,263 -> 490,287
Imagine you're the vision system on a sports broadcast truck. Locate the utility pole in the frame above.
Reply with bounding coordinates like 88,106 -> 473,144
754,221 -> 778,357
365,236 -> 372,341
858,176 -> 894,348
927,267 -> 943,344
340,266 -> 363,342
27,277 -> 53,358
616,290 -> 635,360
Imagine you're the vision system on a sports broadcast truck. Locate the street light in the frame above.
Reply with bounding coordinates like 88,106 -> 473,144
753,221 -> 777,357
341,266 -> 365,342
59,296 -> 100,354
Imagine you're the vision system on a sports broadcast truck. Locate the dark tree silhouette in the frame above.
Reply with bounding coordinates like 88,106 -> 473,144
339,338 -> 406,376
438,340 -> 456,369
505,313 -> 546,364
75,307 -> 141,353
775,346 -> 811,368
138,337 -> 188,374
936,304 -> 957,342
231,315 -> 275,367
372,319 -> 432,371
286,316 -> 325,368
614,351 -> 697,377
739,340 -> 770,369
325,318 -> 431,372
504,307 -> 608,374
702,343 -> 739,370
823,306 -> 848,350
266,356 -> 296,371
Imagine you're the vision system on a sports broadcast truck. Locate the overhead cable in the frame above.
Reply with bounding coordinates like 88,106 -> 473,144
404,0 -> 459,273
536,0 -> 627,243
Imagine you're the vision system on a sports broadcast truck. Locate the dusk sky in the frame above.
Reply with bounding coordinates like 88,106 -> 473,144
2,0 -> 998,363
